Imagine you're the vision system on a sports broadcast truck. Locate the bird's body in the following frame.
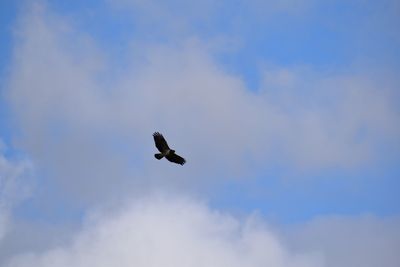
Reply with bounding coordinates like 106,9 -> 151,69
154,148 -> 173,159
153,132 -> 186,165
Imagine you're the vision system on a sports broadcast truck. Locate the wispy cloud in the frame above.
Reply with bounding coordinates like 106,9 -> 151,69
7,4 -> 399,202
0,139 -> 32,240
108,0 -> 315,41
284,214 -> 400,267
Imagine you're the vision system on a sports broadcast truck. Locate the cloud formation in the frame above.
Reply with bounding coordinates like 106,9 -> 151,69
5,195 -> 400,267
7,3 -> 399,201
285,214 -> 400,267
1,2 -> 399,266
0,140 -> 32,240
5,196 -> 322,267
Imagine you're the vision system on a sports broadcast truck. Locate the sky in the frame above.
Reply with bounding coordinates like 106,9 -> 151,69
0,0 -> 399,266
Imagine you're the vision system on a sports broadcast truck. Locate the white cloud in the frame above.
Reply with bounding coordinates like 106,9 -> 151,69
5,4 -> 400,205
5,196 -> 400,267
4,195 -> 323,267
0,139 -> 32,240
260,66 -> 400,167
2,3 -> 400,267
284,215 -> 400,267
9,2 -> 399,176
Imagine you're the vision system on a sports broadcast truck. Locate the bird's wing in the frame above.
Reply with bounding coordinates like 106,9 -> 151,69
153,132 -> 170,152
166,153 -> 186,165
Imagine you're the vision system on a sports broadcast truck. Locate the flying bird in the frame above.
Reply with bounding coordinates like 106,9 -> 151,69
153,132 -> 186,165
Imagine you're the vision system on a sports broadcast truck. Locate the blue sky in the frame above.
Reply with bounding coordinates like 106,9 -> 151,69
0,0 -> 399,266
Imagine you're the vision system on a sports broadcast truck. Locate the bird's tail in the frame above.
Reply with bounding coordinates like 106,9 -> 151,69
154,153 -> 163,160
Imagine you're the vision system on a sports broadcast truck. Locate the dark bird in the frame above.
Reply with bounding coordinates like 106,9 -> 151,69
153,132 -> 186,165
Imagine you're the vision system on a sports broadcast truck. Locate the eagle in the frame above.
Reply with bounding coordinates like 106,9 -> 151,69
153,132 -> 186,165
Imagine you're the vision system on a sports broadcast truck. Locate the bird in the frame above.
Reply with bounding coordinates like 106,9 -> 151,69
153,132 -> 186,165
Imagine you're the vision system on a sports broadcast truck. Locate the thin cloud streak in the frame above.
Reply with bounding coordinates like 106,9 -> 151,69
0,140 -> 32,241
